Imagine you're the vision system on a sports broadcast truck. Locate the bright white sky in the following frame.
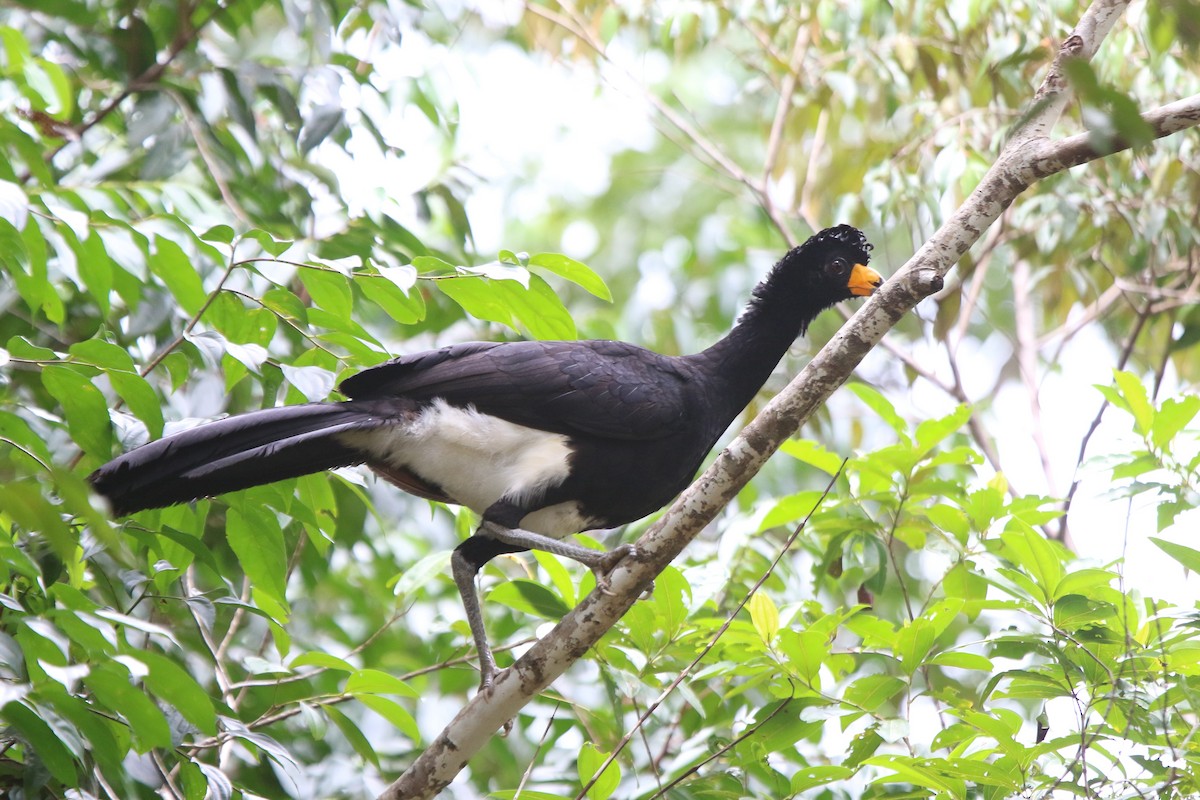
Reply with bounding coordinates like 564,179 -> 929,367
319,6 -> 1198,605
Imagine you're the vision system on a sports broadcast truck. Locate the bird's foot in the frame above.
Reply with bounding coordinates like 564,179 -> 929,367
477,668 -> 495,696
590,543 -> 636,595
476,666 -> 515,735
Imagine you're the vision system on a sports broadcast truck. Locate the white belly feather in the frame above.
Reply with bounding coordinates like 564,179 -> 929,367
338,399 -> 593,536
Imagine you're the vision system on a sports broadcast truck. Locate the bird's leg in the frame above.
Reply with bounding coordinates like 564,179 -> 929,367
480,521 -> 636,593
450,545 -> 499,692
448,510 -> 637,696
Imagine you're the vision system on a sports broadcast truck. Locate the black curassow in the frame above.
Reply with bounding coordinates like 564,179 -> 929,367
90,225 -> 881,688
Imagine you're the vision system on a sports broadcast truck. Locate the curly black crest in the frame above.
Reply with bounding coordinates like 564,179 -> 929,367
803,224 -> 873,263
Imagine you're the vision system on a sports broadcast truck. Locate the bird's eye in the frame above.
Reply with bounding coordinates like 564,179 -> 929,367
829,257 -> 848,273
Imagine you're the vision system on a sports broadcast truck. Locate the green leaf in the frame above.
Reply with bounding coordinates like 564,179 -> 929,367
24,57 -> 73,117
1053,568 -> 1115,600
134,650 -> 218,735
3,700 -> 79,785
844,725 -> 883,767
993,671 -> 1070,695
0,26 -> 32,70
925,503 -> 969,542
345,669 -> 418,697
528,252 -> 612,301
84,663 -> 173,752
68,339 -> 135,372
914,404 -> 970,455
1112,370 -> 1154,436
1093,383 -> 1129,415
0,217 -> 41,318
300,267 -> 353,319
532,550 -> 577,608
0,483 -> 76,561
649,566 -> 690,636
780,439 -> 844,475
933,756 -> 1021,789
778,630 -> 829,682
411,255 -> 456,273
488,579 -> 572,619
955,709 -> 1022,757
942,562 -> 988,620
791,765 -> 853,793
389,550 -> 452,600
261,287 -> 309,324
6,335 -> 56,361
842,674 -> 905,712
1111,452 -> 1160,480
748,591 -> 780,644
895,618 -> 936,674
291,652 -> 357,672
0,409 -> 53,467
862,755 -> 962,795
1151,395 -> 1200,450
760,491 -> 828,530
176,759 -> 207,800
578,743 -> 620,800
225,506 -> 290,616
359,272 -> 425,324
108,372 -> 165,439
964,485 -> 1004,530
150,234 -> 207,316
323,704 -> 379,767
848,382 -> 908,435
1149,537 -> 1200,574
1157,500 -> 1189,532
41,364 -> 111,459
999,523 -> 1063,601
242,228 -> 292,257
438,274 -> 577,340
71,225 -> 112,316
927,652 -> 993,671
357,694 -> 419,741
1052,594 -> 1115,630
200,224 -> 235,244
46,689 -> 128,780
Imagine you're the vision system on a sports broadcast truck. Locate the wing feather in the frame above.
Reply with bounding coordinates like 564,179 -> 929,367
339,340 -> 692,440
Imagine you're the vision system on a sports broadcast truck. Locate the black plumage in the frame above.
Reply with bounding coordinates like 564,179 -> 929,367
90,224 -> 881,687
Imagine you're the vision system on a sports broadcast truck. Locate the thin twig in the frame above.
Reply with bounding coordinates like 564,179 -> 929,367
763,25 -> 811,236
22,0 -> 236,182
165,86 -> 255,226
1058,296 -> 1153,541
647,689 -> 796,799
573,462 -> 846,800
514,702 -> 560,798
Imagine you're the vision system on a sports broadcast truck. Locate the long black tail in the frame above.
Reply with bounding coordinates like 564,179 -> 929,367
89,402 -> 390,516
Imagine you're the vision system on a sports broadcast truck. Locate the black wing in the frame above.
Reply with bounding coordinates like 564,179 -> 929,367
339,340 -> 693,441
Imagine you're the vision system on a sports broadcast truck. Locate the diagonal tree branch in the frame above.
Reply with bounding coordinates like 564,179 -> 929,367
381,2 -> 1200,796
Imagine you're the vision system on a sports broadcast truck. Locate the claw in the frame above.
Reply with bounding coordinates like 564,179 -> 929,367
591,544 -> 636,594
477,667 -> 515,735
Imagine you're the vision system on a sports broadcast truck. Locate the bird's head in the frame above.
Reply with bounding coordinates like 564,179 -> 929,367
786,224 -> 882,305
741,224 -> 883,335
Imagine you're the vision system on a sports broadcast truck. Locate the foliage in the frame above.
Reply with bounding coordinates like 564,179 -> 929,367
1,1 -> 1199,799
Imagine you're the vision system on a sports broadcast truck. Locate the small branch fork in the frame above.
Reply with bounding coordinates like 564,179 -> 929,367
383,1 -> 1200,796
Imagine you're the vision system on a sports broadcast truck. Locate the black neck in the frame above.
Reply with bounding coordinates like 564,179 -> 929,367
686,271 -> 826,423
